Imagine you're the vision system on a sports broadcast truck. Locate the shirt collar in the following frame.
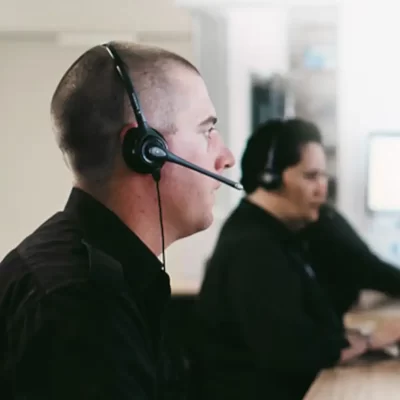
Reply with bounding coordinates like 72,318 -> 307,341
64,187 -> 170,297
238,199 -> 315,256
237,198 -> 295,242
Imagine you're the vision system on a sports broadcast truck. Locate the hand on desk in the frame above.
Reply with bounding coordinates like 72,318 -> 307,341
339,331 -> 369,364
368,320 -> 400,351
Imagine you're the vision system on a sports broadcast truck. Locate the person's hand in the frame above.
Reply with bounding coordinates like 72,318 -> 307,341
368,319 -> 400,350
339,331 -> 369,364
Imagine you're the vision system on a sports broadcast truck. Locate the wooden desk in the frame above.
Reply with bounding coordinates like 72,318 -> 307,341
304,360 -> 400,399
305,299 -> 400,399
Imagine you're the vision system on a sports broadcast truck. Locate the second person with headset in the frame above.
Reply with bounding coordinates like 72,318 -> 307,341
187,118 -> 371,400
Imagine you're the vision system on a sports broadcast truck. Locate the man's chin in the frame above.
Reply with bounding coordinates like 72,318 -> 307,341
176,214 -> 214,241
198,213 -> 214,233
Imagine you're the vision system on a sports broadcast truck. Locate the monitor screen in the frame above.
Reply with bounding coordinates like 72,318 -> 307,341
367,133 -> 400,212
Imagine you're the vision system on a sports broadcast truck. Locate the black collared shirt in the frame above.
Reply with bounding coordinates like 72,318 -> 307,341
302,204 -> 400,316
188,199 -> 349,400
0,188 -> 181,400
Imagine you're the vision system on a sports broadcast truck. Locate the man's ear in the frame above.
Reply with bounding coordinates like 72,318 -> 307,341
119,123 -> 138,142
278,168 -> 290,193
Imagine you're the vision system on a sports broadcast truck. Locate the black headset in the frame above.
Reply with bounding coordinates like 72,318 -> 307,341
259,129 -> 282,190
102,43 -> 168,179
102,43 -> 242,190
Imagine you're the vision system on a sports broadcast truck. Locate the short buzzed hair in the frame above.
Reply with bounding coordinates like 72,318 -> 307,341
50,41 -> 199,186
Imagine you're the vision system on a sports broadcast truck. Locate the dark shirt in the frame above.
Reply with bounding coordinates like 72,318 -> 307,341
0,188 -> 183,400
302,204 -> 400,316
188,199 -> 349,400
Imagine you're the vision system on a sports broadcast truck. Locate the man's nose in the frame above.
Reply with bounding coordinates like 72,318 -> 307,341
217,146 -> 235,172
315,177 -> 328,200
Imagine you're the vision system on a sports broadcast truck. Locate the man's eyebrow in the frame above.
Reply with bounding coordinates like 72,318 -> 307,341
198,116 -> 218,127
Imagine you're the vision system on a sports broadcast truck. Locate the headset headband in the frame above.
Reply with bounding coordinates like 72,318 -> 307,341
102,43 -> 147,132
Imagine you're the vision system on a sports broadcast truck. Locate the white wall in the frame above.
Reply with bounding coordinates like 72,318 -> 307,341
226,6 -> 289,188
337,1 -> 400,265
186,1 -> 400,269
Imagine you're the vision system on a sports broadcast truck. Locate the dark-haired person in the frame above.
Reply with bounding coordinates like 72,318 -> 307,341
0,41 -> 235,399
188,118 -> 381,400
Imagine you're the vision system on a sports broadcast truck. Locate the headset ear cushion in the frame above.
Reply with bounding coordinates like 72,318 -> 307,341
122,127 -> 143,172
122,127 -> 168,174
259,169 -> 281,190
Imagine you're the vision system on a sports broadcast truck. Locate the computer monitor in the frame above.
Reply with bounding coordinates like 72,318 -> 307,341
367,133 -> 400,213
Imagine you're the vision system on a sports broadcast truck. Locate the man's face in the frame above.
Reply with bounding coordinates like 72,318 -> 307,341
280,142 -> 328,224
160,69 -> 235,240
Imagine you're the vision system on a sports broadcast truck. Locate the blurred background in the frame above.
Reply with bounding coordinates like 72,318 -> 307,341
1,0 -> 400,294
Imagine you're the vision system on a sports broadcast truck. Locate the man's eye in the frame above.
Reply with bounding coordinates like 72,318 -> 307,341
304,172 -> 318,180
303,171 -> 328,180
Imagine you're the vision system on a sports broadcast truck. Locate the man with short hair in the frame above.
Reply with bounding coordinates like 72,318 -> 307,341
0,41 -> 235,399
